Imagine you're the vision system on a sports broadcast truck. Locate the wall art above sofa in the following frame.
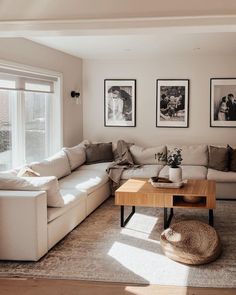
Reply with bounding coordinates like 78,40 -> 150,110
104,79 -> 136,127
156,79 -> 189,128
210,78 -> 236,127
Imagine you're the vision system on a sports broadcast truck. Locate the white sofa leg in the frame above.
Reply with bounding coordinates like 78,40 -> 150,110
0,190 -> 48,261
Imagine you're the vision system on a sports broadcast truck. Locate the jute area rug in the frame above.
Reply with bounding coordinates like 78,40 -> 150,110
0,198 -> 235,287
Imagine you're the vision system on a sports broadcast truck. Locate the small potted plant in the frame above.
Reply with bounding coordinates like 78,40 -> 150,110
167,148 -> 183,182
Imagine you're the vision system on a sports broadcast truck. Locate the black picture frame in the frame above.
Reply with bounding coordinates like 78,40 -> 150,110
210,78 -> 236,127
156,79 -> 189,128
104,79 -> 136,127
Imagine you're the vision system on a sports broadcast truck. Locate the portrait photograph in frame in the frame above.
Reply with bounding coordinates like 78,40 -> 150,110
156,79 -> 189,128
104,79 -> 136,127
210,78 -> 236,127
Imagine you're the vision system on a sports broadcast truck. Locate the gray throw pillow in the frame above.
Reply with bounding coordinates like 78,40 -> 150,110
208,146 -> 229,172
227,145 -> 236,172
86,142 -> 114,164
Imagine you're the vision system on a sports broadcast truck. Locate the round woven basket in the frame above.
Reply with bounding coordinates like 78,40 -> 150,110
160,220 -> 221,265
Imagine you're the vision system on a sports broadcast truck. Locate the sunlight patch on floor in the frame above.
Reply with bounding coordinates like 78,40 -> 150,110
120,213 -> 160,243
108,241 -> 190,284
120,227 -> 160,243
122,213 -> 158,232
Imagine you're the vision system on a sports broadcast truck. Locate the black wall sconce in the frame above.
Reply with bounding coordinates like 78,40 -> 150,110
71,91 -> 80,104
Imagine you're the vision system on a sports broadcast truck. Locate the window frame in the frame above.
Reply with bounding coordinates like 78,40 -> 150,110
0,59 -> 63,169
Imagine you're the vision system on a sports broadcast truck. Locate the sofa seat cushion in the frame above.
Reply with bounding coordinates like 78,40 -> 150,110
159,165 -> 207,180
121,165 -> 164,180
59,170 -> 109,194
207,168 -> 236,183
78,162 -> 114,172
47,189 -> 86,222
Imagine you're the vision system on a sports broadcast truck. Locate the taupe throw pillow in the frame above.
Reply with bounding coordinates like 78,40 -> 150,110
208,146 -> 229,172
227,145 -> 236,172
86,142 -> 114,164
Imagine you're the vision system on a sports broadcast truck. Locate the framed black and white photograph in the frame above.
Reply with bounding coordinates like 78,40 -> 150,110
156,79 -> 189,128
210,78 -> 236,127
104,79 -> 136,127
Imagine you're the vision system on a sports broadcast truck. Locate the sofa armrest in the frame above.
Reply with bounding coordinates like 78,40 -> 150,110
0,190 -> 48,261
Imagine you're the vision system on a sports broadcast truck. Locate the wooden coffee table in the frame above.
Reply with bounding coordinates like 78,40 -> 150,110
115,179 -> 216,229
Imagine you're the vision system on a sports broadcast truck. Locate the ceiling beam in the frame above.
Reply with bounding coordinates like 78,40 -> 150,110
0,15 -> 236,37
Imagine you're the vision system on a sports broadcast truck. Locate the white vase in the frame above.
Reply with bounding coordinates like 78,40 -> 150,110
169,167 -> 182,183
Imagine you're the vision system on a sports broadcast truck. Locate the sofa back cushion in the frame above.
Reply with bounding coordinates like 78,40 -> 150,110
85,142 -> 114,164
167,144 -> 208,166
63,141 -> 88,171
30,150 -> 71,179
0,175 -> 64,207
130,145 -> 167,165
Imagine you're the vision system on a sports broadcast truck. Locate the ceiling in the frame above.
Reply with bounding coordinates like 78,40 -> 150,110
29,31 -> 236,59
0,1 -> 236,60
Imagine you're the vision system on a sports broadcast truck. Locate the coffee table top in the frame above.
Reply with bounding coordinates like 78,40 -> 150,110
115,178 -> 216,209
116,178 -> 215,197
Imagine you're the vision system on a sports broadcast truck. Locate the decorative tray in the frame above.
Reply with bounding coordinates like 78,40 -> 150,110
149,177 -> 184,188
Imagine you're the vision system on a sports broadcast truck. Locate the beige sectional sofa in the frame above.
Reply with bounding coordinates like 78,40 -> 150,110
121,143 -> 236,200
0,147 -> 111,261
0,142 -> 235,261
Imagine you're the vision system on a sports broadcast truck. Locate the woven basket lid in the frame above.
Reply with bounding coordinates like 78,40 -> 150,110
160,220 -> 221,265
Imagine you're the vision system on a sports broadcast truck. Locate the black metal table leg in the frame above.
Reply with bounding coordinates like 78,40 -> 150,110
209,209 -> 214,226
120,205 -> 135,227
164,208 -> 167,229
164,208 -> 174,229
169,208 -> 174,224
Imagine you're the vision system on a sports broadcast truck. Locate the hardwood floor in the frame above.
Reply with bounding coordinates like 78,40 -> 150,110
0,278 -> 235,295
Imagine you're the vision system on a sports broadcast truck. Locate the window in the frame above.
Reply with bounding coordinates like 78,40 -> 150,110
0,63 -> 62,171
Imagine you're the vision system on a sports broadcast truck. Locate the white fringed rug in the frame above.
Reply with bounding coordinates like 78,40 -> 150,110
0,198 -> 235,288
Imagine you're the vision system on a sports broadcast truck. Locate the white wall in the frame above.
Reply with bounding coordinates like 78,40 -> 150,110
83,54 -> 236,146
0,38 -> 83,148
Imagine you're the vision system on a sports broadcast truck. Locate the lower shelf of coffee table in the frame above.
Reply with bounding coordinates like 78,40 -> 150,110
172,195 -> 207,208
